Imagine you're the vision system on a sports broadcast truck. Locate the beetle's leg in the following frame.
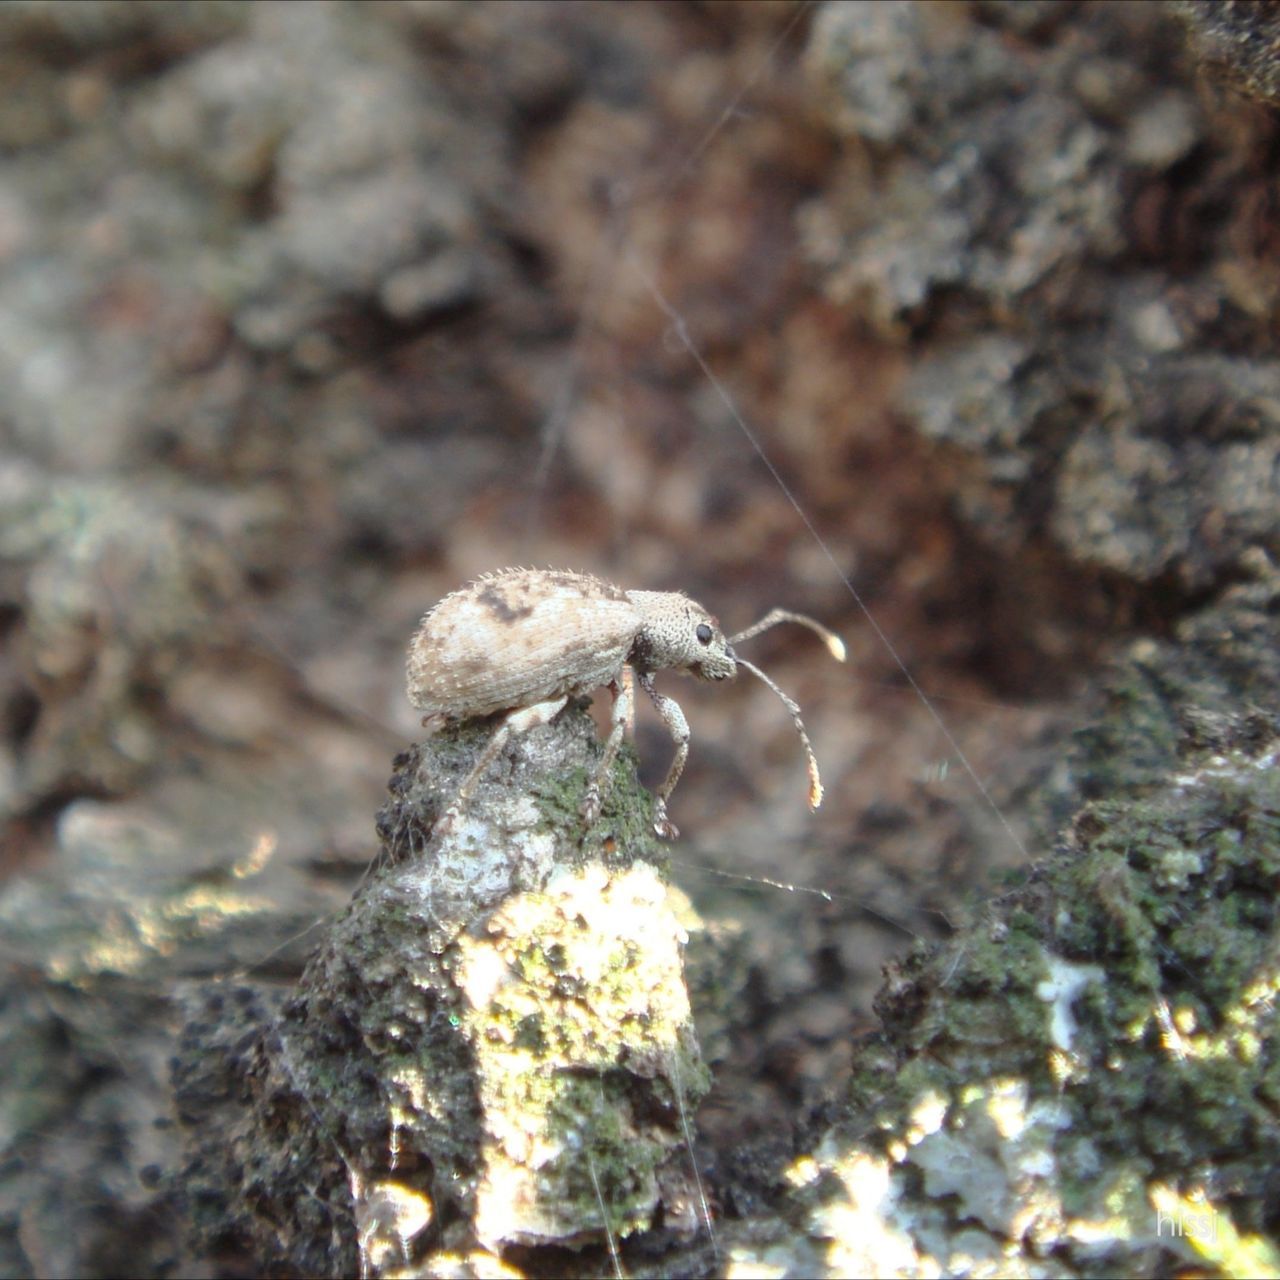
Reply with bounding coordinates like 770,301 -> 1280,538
621,664 -> 636,733
434,696 -> 568,837
637,671 -> 689,840
581,669 -> 633,827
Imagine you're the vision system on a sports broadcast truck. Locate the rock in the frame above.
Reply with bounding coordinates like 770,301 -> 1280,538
173,705 -> 711,1275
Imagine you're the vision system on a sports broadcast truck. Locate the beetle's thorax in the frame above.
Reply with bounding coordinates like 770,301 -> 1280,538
625,589 -> 737,680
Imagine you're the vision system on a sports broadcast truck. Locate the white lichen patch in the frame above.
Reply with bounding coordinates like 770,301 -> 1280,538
793,1081 -> 1090,1276
399,795 -> 559,928
803,1144 -> 925,1279
911,1130 -> 1015,1237
414,1249 -> 526,1278
905,1089 -> 949,1147
453,859 -> 706,1249
1035,953 -> 1105,1053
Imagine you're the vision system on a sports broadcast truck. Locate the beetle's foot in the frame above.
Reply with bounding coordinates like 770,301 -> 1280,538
652,801 -> 679,841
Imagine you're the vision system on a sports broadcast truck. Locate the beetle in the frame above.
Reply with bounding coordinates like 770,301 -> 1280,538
406,568 -> 845,839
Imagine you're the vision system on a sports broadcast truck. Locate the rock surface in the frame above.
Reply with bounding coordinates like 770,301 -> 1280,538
173,708 -> 710,1275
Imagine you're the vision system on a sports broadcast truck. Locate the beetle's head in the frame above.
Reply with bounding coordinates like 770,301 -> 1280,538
688,609 -> 738,681
630,590 -> 845,813
627,591 -> 738,680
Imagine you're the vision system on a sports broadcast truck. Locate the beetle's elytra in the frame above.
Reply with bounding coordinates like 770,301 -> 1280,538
407,568 -> 845,839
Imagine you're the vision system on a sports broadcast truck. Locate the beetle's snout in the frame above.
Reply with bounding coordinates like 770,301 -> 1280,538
697,643 -> 737,681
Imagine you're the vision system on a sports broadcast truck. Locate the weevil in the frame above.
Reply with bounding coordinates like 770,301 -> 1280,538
406,568 -> 846,839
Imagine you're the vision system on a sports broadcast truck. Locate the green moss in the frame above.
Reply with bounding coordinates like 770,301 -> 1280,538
528,762 -> 591,829
547,1076 -> 667,1232
513,1013 -> 546,1053
528,742 -> 664,871
838,705 -> 1280,1258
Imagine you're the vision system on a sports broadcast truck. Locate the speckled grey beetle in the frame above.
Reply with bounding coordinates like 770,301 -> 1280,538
406,568 -> 845,839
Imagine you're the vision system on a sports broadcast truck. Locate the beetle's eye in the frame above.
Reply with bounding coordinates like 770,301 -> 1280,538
696,623 -> 713,645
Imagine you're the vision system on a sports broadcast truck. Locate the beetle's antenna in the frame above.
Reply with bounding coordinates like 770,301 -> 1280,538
731,610 -> 847,663
734,656 -> 824,810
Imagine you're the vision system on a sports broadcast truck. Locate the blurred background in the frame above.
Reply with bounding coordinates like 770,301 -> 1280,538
2,1 -> 1277,1273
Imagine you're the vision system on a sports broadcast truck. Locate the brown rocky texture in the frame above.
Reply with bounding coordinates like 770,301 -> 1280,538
803,0 -> 1280,591
0,0 -> 1278,1275
1176,0 -> 1280,106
